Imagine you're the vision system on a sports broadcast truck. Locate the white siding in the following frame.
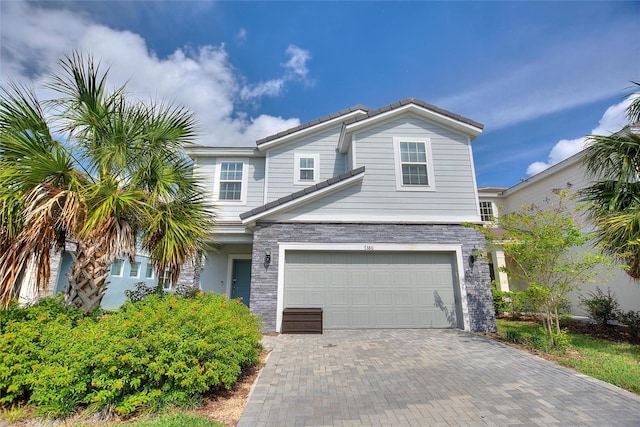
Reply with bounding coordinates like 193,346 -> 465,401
501,161 -> 588,214
271,115 -> 480,222
500,157 -> 640,314
265,126 -> 347,202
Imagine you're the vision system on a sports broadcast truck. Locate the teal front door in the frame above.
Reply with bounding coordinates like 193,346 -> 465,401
231,259 -> 252,307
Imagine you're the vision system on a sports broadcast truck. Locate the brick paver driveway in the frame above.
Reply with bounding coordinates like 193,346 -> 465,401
239,329 -> 640,426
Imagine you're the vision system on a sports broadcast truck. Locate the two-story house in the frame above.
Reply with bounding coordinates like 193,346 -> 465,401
46,98 -> 495,331
478,150 -> 640,316
184,98 -> 496,332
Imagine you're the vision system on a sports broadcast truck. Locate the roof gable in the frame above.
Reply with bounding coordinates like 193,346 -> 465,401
256,105 -> 370,151
338,98 -> 484,153
240,166 -> 365,224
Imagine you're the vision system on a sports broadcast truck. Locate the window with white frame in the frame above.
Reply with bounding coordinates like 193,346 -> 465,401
159,269 -> 172,291
110,258 -> 124,277
145,263 -> 154,279
129,261 -> 141,278
479,201 -> 495,222
294,153 -> 319,185
393,137 -> 435,191
219,161 -> 243,200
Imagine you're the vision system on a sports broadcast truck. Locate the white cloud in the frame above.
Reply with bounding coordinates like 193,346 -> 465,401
239,44 -> 312,101
0,1 -> 305,147
435,20 -> 638,131
283,45 -> 311,80
525,95 -> 637,176
236,28 -> 247,45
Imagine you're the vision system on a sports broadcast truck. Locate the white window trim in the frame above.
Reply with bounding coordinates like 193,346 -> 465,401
110,258 -> 124,277
479,201 -> 496,222
213,159 -> 249,205
293,153 -> 320,185
129,261 -> 141,278
392,137 -> 436,192
160,269 -> 172,291
144,263 -> 155,280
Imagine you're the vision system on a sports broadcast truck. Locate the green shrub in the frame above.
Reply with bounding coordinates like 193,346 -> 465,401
618,310 -> 640,340
125,282 -> 165,303
491,287 -> 511,317
0,296 -> 91,407
580,287 -> 619,325
0,293 -> 262,417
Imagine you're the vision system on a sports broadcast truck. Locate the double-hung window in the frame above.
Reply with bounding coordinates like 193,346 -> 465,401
393,137 -> 435,191
145,263 -> 154,279
219,161 -> 243,201
129,261 -> 141,278
294,153 -> 319,185
110,258 -> 124,277
479,201 -> 495,222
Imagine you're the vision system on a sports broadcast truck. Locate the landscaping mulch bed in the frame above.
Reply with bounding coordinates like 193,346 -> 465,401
559,318 -> 639,345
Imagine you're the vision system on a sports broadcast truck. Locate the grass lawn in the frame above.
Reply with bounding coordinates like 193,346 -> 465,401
0,410 -> 224,427
496,319 -> 640,395
123,413 -> 224,427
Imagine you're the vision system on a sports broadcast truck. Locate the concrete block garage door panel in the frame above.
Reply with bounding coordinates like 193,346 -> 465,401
284,251 -> 461,329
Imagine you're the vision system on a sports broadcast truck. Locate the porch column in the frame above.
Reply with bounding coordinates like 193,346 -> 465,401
492,250 -> 510,292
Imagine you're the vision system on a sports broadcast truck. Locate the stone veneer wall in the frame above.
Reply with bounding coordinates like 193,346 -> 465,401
250,223 -> 497,333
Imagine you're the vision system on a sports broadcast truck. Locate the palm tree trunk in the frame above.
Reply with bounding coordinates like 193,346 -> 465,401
18,257 -> 39,306
64,240 -> 111,311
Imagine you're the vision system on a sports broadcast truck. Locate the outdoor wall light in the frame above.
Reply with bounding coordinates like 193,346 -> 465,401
264,248 -> 271,267
469,247 -> 478,268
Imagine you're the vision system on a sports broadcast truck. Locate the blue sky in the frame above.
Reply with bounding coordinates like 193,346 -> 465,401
1,1 -> 638,188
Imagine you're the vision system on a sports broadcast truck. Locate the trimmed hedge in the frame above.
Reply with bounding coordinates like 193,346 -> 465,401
0,293 -> 261,417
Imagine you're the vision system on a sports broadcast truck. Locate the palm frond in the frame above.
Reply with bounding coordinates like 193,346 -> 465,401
583,131 -> 640,182
626,81 -> 640,125
142,191 -> 214,285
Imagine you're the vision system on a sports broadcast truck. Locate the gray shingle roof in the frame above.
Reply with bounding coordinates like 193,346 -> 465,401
239,166 -> 366,221
341,98 -> 483,130
256,105 -> 370,146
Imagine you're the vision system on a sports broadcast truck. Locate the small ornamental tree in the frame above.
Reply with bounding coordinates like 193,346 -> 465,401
477,189 -> 612,346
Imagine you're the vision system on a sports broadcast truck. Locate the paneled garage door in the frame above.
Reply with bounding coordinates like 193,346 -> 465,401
283,251 -> 461,329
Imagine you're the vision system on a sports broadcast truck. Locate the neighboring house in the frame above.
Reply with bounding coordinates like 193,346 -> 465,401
478,151 -> 640,315
49,98 -> 497,332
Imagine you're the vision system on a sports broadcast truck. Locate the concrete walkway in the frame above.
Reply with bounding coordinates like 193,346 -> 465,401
239,329 -> 640,426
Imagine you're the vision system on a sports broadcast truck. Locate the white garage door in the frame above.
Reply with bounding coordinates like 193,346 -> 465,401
284,251 -> 461,329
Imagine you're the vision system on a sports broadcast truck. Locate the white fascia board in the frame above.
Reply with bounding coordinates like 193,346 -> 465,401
339,105 -> 483,154
240,173 -> 365,225
501,150 -> 585,197
209,224 -> 253,244
256,110 -> 368,152
468,138 -> 482,218
337,124 -> 350,153
275,242 -> 471,332
185,146 -> 262,158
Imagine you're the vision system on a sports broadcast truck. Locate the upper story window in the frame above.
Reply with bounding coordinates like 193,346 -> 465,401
110,258 -> 124,277
219,161 -> 244,201
393,137 -> 435,191
479,201 -> 495,222
294,153 -> 320,185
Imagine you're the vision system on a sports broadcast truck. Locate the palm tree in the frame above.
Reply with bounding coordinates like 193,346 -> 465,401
581,82 -> 640,279
0,52 -> 214,310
